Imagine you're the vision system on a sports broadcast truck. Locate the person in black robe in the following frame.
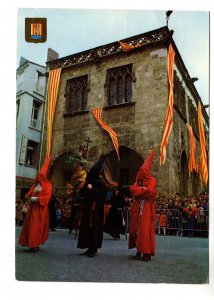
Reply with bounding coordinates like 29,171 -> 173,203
49,187 -> 58,232
104,187 -> 126,240
77,155 -> 107,257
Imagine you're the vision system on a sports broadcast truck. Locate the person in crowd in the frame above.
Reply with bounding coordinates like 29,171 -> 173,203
69,162 -> 87,234
22,199 -> 29,222
16,198 -> 24,226
200,194 -> 209,235
172,201 -> 180,235
129,149 -> 157,262
61,200 -> 71,228
49,185 -> 60,232
154,203 -> 160,234
77,155 -> 107,257
185,204 -> 198,237
158,210 -> 167,236
55,203 -> 61,228
195,200 -> 204,237
18,156 -> 53,253
104,186 -> 126,240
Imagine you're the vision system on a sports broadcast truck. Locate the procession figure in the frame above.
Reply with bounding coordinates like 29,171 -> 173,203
129,149 -> 157,262
18,156 -> 53,252
104,186 -> 126,240
77,155 -> 107,257
69,162 -> 87,233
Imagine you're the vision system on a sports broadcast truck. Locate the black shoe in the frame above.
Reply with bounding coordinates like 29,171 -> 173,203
136,252 -> 141,258
142,254 -> 151,262
88,252 -> 97,257
30,247 -> 39,253
83,249 -> 90,255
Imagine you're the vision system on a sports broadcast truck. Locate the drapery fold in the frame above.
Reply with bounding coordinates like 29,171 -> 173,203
92,108 -> 120,160
186,123 -> 198,174
46,68 -> 61,158
198,102 -> 208,186
159,44 -> 175,165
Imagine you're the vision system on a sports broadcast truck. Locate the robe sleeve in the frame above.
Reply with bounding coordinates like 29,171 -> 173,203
130,185 -> 156,200
38,184 -> 53,206
25,184 -> 36,200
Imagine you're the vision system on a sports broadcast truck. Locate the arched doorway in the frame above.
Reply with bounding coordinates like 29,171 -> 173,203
179,150 -> 188,196
49,152 -> 82,188
105,146 -> 143,189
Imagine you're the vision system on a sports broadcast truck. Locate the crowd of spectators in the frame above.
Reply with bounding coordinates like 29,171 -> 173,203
154,191 -> 209,237
16,189 -> 209,238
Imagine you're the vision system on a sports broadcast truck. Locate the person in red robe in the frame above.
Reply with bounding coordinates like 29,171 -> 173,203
129,149 -> 157,262
18,156 -> 53,253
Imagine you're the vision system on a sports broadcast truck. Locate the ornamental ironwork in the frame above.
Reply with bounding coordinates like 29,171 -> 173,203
47,27 -> 169,70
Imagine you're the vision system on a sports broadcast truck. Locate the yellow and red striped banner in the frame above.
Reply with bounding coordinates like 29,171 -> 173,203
46,68 -> 62,158
198,102 -> 208,186
159,44 -> 175,165
92,108 -> 120,160
187,123 -> 198,174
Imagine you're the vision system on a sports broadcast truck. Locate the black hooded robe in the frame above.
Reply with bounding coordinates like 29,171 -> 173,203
104,190 -> 126,239
77,179 -> 106,252
77,156 -> 107,253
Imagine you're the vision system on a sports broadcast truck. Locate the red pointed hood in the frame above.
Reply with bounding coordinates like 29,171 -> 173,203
36,156 -> 52,182
136,149 -> 156,187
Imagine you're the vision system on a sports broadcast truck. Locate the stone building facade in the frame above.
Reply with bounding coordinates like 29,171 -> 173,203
44,26 -> 209,196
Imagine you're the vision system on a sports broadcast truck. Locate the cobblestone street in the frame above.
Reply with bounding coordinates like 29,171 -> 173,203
15,227 -> 208,283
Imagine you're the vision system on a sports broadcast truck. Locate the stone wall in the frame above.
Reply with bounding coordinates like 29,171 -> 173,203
42,44 -> 205,195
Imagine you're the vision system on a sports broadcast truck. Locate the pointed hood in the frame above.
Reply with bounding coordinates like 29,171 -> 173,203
36,156 -> 52,182
85,155 -> 106,184
136,149 -> 156,187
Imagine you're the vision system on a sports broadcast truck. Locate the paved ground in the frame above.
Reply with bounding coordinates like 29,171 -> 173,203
15,227 -> 208,283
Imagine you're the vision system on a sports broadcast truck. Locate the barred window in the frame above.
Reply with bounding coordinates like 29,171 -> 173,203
66,75 -> 88,113
106,64 -> 133,106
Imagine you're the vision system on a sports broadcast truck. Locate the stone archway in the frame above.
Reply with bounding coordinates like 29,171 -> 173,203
49,151 -> 82,188
179,150 -> 188,196
105,146 -> 143,188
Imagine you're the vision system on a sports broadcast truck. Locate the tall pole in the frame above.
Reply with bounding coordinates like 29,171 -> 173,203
166,11 -> 173,27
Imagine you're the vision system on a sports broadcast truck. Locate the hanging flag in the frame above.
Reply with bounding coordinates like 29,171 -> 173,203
92,108 -> 120,160
198,102 -> 208,186
159,44 -> 175,165
46,68 -> 62,158
186,124 -> 198,174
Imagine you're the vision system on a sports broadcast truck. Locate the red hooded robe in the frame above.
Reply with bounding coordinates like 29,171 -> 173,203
129,149 -> 157,256
18,156 -> 53,248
